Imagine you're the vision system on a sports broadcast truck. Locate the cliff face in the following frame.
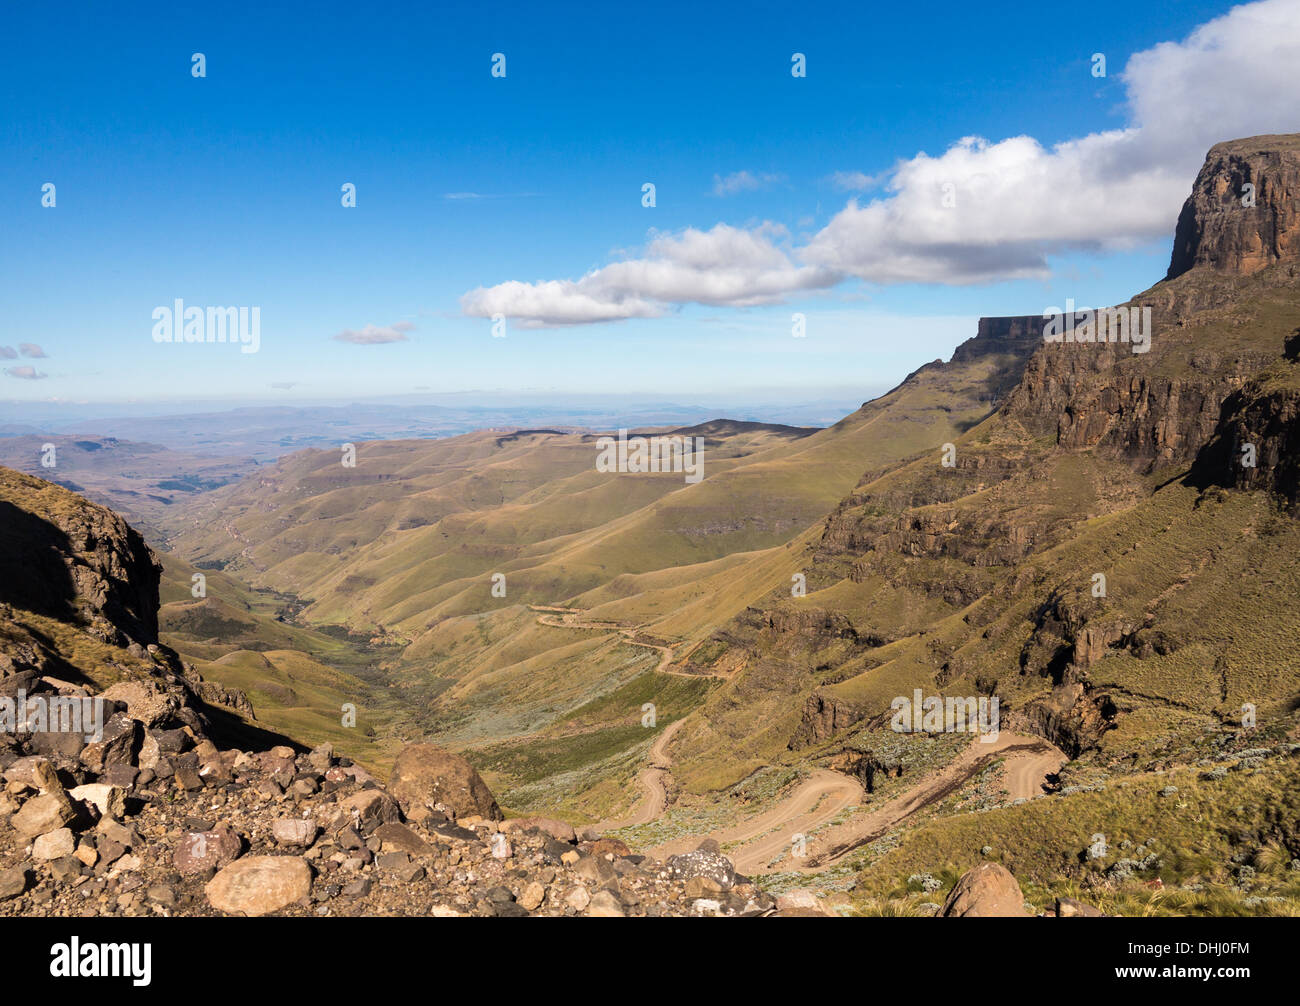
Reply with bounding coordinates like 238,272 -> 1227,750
0,468 -> 256,733
1168,135 -> 1300,280
1003,135 -> 1300,472
0,469 -> 160,650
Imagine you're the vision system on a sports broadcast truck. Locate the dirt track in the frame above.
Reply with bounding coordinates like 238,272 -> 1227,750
647,732 -> 1066,875
594,719 -> 685,831
795,733 -> 1066,871
532,609 -> 1067,875
530,605 -> 715,678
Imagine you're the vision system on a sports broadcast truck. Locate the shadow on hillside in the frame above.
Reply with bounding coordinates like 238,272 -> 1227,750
0,500 -> 77,622
200,700 -> 310,754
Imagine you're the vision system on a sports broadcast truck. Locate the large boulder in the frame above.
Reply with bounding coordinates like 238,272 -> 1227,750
387,744 -> 501,822
205,856 -> 312,917
940,863 -> 1030,918
663,849 -> 736,891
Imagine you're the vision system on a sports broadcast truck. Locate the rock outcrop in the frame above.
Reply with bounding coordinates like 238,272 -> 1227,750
1168,134 -> 1300,279
939,863 -> 1030,918
388,743 -> 503,822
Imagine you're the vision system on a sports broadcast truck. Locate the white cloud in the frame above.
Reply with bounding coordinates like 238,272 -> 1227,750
460,0 -> 1300,321
5,366 -> 46,380
19,343 -> 47,358
712,170 -> 782,196
805,0 -> 1300,283
334,321 -> 414,344
461,224 -> 838,327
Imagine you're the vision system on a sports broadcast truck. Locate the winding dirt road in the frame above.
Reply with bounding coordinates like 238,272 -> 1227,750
533,608 -> 1067,876
648,732 -> 1065,875
594,719 -> 685,831
793,733 -> 1066,872
529,605 -> 711,678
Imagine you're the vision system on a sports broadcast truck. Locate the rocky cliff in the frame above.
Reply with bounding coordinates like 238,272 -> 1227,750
1168,134 -> 1300,279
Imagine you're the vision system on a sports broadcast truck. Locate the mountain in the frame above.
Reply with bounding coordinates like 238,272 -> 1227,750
655,134 -> 1300,905
3,135 -> 1299,918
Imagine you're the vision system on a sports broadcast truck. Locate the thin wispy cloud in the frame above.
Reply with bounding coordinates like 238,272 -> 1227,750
830,170 -> 885,192
333,321 -> 414,345
443,192 -> 539,200
711,170 -> 782,197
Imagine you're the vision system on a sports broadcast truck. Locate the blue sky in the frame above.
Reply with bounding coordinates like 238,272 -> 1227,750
2,0 -> 1295,409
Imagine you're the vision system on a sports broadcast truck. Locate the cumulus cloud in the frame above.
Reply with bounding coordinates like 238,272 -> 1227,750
18,343 -> 46,358
461,223 -> 838,327
333,321 -> 414,345
712,170 -> 782,196
0,346 -> 15,359
805,0 -> 1300,283
461,0 -> 1300,321
5,366 -> 46,380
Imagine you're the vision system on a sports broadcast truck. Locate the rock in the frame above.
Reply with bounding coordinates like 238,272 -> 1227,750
500,816 -> 576,843
100,764 -> 139,791
1055,895 -> 1105,918
564,886 -> 590,911
48,855 -> 82,883
95,816 -> 139,848
685,876 -> 725,899
518,881 -> 546,911
173,823 -> 244,875
68,783 -> 126,819
338,789 -> 402,834
342,877 -> 372,898
573,855 -> 616,884
585,889 -> 626,917
1168,135 -> 1300,280
0,865 -> 31,901
137,733 -> 161,771
33,827 -> 76,861
205,856 -> 313,917
271,818 -> 319,847
308,743 -> 334,774
372,822 -> 431,857
12,792 -> 77,838
79,712 -> 142,774
587,837 -> 631,859
490,833 -> 512,860
377,851 -> 411,872
664,850 -> 736,891
2,755 -> 52,788
776,888 -> 822,912
940,863 -> 1030,918
99,680 -> 177,728
387,743 -> 502,821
